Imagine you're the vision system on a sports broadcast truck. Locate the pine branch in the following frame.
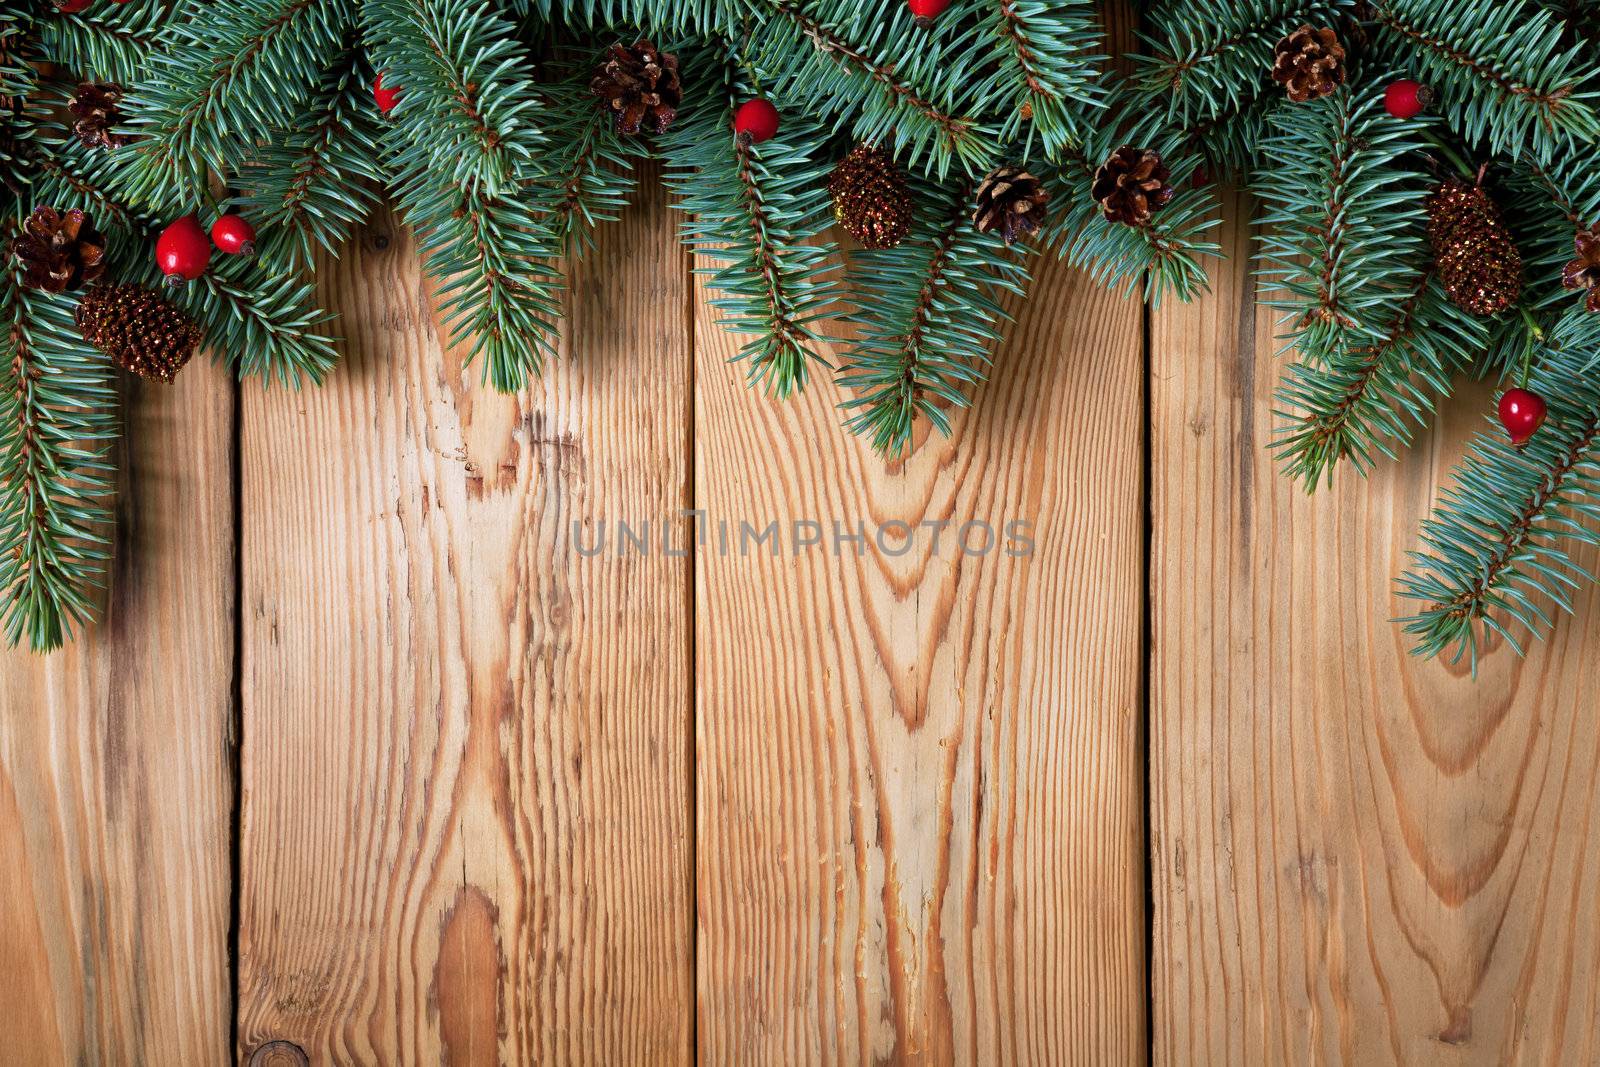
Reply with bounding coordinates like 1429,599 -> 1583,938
37,0 -> 171,87
1043,94 -> 1220,302
745,0 -> 998,178
1254,77 -> 1435,358
535,0 -> 744,35
0,264 -> 118,652
836,179 -> 1030,454
1399,306 -> 1600,665
534,47 -> 641,257
1,9 -> 42,199
661,49 -> 840,398
363,0 -> 544,197
1369,0 -> 1600,163
235,44 -> 385,274
1273,274 -> 1483,486
1130,0 -> 1354,130
367,0 -> 563,390
123,0 -> 355,207
976,0 -> 1107,159
148,255 -> 341,385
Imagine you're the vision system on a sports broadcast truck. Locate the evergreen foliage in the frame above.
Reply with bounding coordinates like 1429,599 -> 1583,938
7,0 -> 1600,663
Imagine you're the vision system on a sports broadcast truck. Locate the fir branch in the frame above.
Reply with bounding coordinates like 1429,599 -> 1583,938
390,162 -> 564,390
1254,78 -> 1435,357
745,0 -> 998,178
1043,96 -> 1220,302
363,0 -> 545,197
836,179 -> 1030,454
0,263 -> 118,652
123,0 -> 355,206
1399,306 -> 1600,665
235,44 -> 385,274
1273,274 -> 1483,486
368,0 -> 563,390
977,0 -> 1107,159
1369,0 -> 1600,162
1130,0 -> 1354,129
146,255 -> 341,386
534,47 -> 640,256
661,50 -> 839,398
37,0 -> 171,87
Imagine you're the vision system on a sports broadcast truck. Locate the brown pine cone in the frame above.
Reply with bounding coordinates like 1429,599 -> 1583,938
972,166 -> 1051,244
829,144 -> 913,249
590,40 -> 680,136
68,82 -> 129,149
1091,146 -> 1175,226
1271,25 -> 1346,102
1562,228 -> 1600,312
76,282 -> 203,383
1426,176 -> 1522,317
12,206 -> 108,293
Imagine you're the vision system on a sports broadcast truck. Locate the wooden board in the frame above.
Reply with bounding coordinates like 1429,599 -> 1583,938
0,367 -> 235,1062
692,251 -> 1147,1061
1150,193 -> 1600,1064
233,176 -> 693,1062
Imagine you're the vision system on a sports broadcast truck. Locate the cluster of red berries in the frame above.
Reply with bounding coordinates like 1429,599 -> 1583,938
154,212 -> 257,286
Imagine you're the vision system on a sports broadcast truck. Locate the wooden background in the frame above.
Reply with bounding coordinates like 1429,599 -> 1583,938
6,130 -> 1600,1067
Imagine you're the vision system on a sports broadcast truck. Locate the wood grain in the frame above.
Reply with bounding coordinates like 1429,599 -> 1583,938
1151,192 -> 1600,1064
234,175 -> 693,1063
692,251 -> 1146,1062
0,367 -> 235,1062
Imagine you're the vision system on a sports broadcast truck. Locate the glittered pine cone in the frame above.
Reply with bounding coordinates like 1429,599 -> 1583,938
12,206 -> 107,293
1271,25 -> 1346,102
1091,146 -> 1175,226
1562,227 -> 1600,313
829,144 -> 913,249
1426,176 -> 1522,318
590,39 -> 680,136
972,166 -> 1051,244
76,282 -> 203,383
68,82 -> 129,150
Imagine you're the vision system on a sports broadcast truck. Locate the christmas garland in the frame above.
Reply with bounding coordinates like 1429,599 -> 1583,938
2,0 -> 1599,669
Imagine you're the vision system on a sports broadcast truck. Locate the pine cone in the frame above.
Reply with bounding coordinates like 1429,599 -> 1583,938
1271,25 -> 1346,102
829,144 -> 913,249
1562,228 -> 1600,312
11,206 -> 107,293
590,40 -> 680,136
972,166 -> 1051,244
77,282 -> 203,383
68,82 -> 129,149
1091,146 -> 1175,226
1426,176 -> 1522,317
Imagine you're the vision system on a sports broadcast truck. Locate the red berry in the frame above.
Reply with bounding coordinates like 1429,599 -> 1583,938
1383,79 -> 1432,120
55,0 -> 92,12
155,214 -> 211,285
733,98 -> 779,146
210,213 -> 257,256
908,0 -> 952,25
1498,388 -> 1547,445
374,73 -> 401,115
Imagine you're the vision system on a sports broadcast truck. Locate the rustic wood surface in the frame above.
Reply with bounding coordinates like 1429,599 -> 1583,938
0,366 -> 235,1062
7,152 -> 1600,1067
1151,193 -> 1600,1065
233,178 -> 693,1063
692,250 -> 1145,1062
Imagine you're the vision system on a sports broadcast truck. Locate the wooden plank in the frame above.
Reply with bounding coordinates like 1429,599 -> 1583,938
693,252 -> 1146,1061
235,176 -> 693,1062
1151,192 -> 1600,1064
0,368 -> 235,1062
